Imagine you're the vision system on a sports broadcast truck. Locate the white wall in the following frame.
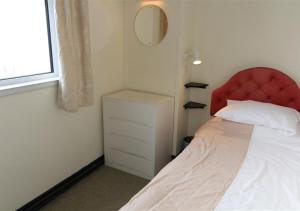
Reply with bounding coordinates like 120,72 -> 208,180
123,0 -> 184,154
187,0 -> 300,134
124,0 -> 180,96
0,0 -> 125,210
173,1 -> 199,154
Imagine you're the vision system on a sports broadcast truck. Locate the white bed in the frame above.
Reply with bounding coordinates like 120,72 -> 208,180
120,118 -> 300,211
120,67 -> 300,211
216,122 -> 300,210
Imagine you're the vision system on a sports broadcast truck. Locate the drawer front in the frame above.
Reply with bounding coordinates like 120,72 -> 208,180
104,134 -> 154,161
103,99 -> 155,127
104,118 -> 154,144
105,148 -> 154,179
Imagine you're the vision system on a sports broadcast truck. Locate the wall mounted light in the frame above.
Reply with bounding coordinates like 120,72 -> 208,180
186,50 -> 202,66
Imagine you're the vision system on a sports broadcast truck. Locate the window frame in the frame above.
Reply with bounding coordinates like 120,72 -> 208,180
0,0 -> 59,88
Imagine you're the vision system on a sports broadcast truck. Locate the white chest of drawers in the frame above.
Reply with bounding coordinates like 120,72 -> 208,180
103,90 -> 174,179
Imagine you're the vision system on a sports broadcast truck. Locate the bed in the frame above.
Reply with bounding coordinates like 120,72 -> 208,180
120,67 -> 300,211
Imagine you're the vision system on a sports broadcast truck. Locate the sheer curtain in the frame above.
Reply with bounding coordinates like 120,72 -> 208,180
55,0 -> 93,112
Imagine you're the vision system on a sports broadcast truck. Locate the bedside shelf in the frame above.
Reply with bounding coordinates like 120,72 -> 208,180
183,136 -> 194,150
183,136 -> 194,143
185,82 -> 208,89
184,101 -> 207,109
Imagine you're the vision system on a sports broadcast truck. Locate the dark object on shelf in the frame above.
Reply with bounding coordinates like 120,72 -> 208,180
184,101 -> 207,109
185,82 -> 209,89
183,136 -> 194,143
183,136 -> 194,149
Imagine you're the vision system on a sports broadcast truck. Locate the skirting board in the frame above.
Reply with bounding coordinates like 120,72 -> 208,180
17,155 -> 104,211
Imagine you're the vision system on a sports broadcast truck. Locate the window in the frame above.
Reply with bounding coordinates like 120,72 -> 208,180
0,0 -> 58,87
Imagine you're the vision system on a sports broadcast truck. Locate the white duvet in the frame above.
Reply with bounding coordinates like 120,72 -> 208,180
121,119 -> 300,211
216,125 -> 300,210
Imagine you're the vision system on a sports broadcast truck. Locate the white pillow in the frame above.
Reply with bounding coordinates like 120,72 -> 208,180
215,100 -> 300,136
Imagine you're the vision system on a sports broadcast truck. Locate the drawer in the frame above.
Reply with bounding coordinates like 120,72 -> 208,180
104,118 -> 154,144
104,133 -> 154,161
103,99 -> 155,127
105,148 -> 154,179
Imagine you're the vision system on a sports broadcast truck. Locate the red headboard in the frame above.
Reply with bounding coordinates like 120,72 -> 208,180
211,67 -> 300,115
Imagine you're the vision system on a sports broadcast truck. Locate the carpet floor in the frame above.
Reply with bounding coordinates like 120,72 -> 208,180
40,166 -> 149,211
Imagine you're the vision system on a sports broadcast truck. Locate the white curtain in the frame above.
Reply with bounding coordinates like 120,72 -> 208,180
55,0 -> 93,112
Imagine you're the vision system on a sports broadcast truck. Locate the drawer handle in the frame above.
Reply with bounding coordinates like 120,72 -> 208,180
109,147 -> 153,162
109,116 -> 152,128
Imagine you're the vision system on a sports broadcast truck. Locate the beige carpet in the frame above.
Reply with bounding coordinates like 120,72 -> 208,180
40,166 -> 149,211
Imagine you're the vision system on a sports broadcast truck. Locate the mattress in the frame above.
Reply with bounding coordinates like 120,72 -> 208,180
120,118 -> 300,210
120,117 -> 254,211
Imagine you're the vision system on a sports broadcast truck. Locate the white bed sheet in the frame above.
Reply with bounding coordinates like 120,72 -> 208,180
216,124 -> 300,210
121,118 -> 253,211
121,119 -> 300,211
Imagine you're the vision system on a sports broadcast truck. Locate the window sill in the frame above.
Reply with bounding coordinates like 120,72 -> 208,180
0,77 -> 59,97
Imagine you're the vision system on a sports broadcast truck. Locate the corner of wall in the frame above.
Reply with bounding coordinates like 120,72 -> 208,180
122,0 -> 129,89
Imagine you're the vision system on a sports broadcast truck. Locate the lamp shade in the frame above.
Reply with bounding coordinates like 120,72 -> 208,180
192,50 -> 202,65
186,50 -> 202,66
193,59 -> 202,65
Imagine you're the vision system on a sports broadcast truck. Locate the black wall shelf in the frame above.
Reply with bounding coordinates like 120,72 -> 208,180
183,82 -> 208,152
185,82 -> 208,89
184,101 -> 207,109
183,136 -> 194,144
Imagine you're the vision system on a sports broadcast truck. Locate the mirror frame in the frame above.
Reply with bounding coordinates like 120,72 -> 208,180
134,5 -> 168,47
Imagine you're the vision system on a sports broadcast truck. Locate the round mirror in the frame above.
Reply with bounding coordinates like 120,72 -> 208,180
134,5 -> 168,46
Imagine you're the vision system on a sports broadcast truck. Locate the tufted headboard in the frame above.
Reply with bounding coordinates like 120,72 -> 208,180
211,67 -> 300,116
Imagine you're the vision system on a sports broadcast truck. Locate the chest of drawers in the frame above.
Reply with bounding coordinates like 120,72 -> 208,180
103,90 -> 174,179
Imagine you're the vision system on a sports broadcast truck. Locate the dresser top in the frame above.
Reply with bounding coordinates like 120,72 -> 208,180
103,90 -> 173,106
